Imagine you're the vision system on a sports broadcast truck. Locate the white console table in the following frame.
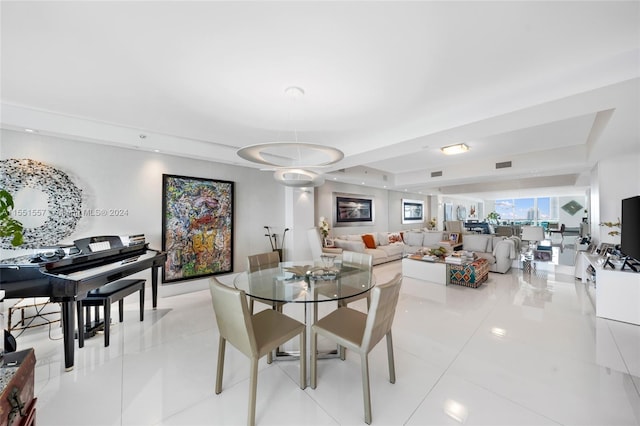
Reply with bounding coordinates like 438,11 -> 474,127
580,253 -> 640,325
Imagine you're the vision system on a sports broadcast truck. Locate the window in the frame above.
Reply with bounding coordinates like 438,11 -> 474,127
495,197 -> 556,225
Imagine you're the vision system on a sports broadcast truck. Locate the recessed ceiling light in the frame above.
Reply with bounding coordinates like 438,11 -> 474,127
24,128 -> 37,133
441,143 -> 469,155
153,149 -> 160,153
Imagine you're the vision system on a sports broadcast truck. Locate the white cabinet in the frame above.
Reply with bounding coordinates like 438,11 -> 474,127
581,253 -> 640,325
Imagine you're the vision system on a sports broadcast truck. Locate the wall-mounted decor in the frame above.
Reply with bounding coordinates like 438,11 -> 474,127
333,193 -> 374,227
0,158 -> 82,249
562,200 -> 583,216
444,203 -> 453,221
162,174 -> 234,283
456,205 -> 467,220
402,199 -> 424,224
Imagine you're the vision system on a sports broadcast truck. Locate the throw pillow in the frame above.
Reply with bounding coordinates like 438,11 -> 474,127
463,235 -> 489,252
388,232 -> 402,243
405,231 -> 424,247
377,232 -> 390,246
361,234 -> 377,249
423,232 -> 444,247
333,239 -> 366,253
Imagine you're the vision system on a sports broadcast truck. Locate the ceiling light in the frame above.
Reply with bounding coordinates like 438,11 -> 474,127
236,86 -> 344,187
273,168 -> 325,187
237,142 -> 343,168
441,143 -> 469,155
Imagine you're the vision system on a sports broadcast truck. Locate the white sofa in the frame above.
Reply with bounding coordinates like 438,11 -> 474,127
331,229 -> 456,266
332,232 -> 405,265
462,234 -> 520,273
401,230 -> 451,255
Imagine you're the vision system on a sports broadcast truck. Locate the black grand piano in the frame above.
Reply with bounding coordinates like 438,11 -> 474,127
0,235 -> 166,371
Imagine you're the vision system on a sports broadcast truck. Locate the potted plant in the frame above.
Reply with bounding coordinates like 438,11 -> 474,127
0,189 -> 24,246
487,211 -> 500,224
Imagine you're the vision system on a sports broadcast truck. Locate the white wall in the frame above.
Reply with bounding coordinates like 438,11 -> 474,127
314,180 -> 429,237
1,129 -> 286,296
592,152 -> 640,245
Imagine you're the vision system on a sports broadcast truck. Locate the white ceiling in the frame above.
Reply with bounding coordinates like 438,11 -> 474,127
2,1 -> 639,200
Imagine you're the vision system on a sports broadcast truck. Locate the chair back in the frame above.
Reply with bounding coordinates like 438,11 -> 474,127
307,227 -> 324,260
209,277 -> 257,357
247,251 -> 280,272
445,220 -> 464,233
361,273 -> 402,352
341,251 -> 373,270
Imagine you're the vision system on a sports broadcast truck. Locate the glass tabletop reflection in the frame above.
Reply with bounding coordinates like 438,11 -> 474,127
233,260 -> 374,305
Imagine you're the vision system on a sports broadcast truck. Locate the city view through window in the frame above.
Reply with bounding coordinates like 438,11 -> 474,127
494,197 -> 556,224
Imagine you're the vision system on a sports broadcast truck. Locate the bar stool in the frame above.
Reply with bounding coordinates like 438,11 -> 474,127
77,279 -> 145,347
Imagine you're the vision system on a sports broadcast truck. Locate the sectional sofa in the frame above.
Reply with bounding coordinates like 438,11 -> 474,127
329,229 -> 520,272
461,233 -> 521,273
331,230 -> 454,266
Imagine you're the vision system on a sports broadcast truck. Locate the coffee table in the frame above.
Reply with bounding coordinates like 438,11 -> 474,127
402,255 -> 489,288
402,256 -> 448,285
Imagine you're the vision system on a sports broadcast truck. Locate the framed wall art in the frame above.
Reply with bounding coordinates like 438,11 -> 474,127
444,203 -> 453,222
162,174 -> 234,283
402,199 -> 424,224
333,193 -> 374,227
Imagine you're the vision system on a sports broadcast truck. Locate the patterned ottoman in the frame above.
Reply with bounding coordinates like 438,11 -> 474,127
448,258 -> 489,288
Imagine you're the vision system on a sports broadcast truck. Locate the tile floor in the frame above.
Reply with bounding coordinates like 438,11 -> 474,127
13,259 -> 640,426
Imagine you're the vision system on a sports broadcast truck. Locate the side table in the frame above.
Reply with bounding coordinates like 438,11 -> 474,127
0,348 -> 36,426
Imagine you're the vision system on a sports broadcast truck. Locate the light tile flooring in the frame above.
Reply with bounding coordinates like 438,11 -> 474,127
14,260 -> 640,426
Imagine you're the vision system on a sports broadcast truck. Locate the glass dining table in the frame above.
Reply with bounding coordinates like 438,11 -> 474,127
233,259 -> 375,361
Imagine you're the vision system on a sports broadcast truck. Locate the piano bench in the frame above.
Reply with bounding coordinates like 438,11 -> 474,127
77,279 -> 146,348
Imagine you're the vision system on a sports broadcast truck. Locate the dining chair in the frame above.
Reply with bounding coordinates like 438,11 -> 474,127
339,251 -> 374,308
549,223 -> 565,239
208,277 -> 306,426
310,272 -> 402,425
247,251 -> 281,313
313,250 -> 374,326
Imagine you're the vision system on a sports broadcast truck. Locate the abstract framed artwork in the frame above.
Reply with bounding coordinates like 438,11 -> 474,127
402,199 -> 424,224
162,174 -> 234,283
333,193 -> 374,226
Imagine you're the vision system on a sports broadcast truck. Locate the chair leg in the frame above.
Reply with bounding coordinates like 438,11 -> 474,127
139,286 -> 145,321
386,332 -> 396,384
299,328 -> 306,389
104,300 -> 111,347
76,301 -> 85,348
215,336 -> 225,394
248,358 -> 259,426
361,353 -> 372,425
310,329 -> 318,389
118,299 -> 124,322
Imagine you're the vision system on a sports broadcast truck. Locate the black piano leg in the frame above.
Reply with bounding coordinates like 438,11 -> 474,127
61,301 -> 75,371
152,266 -> 159,309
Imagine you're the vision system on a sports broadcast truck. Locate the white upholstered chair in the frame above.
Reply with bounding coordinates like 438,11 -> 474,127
310,272 -> 403,425
209,277 -> 306,426
246,251 -> 281,314
339,250 -> 374,310
247,251 -> 280,272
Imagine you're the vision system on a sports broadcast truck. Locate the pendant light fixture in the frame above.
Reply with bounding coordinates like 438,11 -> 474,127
236,87 -> 343,187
